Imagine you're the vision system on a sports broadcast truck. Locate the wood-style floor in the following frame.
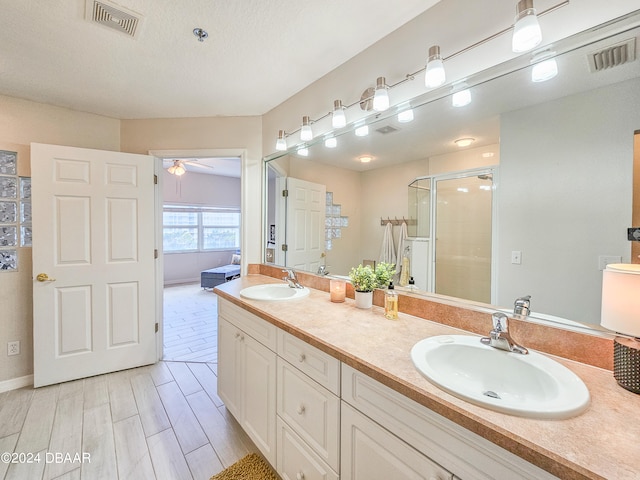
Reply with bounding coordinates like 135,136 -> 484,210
0,284 -> 255,480
163,284 -> 218,363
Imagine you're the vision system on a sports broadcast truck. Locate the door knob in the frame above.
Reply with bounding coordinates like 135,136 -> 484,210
36,273 -> 56,282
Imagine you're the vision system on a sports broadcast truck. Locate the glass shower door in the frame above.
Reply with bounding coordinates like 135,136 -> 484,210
433,172 -> 494,303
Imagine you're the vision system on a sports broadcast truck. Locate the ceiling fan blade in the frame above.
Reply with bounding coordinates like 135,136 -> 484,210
183,161 -> 215,170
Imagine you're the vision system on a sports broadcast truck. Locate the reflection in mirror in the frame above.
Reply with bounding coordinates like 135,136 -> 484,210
264,10 -> 640,331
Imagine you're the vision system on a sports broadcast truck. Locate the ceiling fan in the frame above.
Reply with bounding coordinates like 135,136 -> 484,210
164,158 -> 215,176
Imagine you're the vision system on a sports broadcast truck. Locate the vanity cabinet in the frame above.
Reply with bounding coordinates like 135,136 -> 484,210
341,365 -> 557,480
276,330 -> 341,479
341,402 -> 453,480
217,301 -> 277,465
217,297 -> 559,480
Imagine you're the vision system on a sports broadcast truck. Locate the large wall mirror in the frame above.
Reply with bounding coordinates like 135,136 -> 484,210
263,10 -> 640,332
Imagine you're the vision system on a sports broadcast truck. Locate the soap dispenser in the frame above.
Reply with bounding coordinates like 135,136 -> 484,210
384,282 -> 398,320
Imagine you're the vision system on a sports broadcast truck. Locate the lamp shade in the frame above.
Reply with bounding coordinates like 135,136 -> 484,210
512,0 -> 542,53
601,263 -> 640,337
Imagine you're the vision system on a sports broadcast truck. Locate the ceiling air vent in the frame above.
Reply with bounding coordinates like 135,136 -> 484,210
375,125 -> 399,135
85,0 -> 143,38
587,37 -> 636,73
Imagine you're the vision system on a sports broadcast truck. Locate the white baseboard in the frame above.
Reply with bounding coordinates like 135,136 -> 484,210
0,374 -> 33,393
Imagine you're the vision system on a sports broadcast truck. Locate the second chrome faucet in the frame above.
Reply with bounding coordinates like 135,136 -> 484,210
282,269 -> 304,289
480,312 -> 529,355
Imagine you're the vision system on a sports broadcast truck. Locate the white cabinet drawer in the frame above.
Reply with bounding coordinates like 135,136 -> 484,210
341,364 -> 558,480
341,402 -> 453,480
278,330 -> 340,395
277,417 -> 338,480
219,298 -> 277,350
278,358 -> 340,471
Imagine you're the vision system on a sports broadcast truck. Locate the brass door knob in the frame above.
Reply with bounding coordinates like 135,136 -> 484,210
36,273 -> 56,282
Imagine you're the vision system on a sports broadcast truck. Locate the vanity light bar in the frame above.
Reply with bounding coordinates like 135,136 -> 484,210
274,0 -> 569,152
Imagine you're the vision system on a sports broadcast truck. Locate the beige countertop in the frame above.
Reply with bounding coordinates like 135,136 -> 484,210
215,274 -> 640,480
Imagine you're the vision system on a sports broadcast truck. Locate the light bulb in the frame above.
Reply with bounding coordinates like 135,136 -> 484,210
531,57 -> 558,82
359,155 -> 372,163
512,0 -> 542,53
452,88 -> 471,107
174,165 -> 186,176
300,116 -> 313,141
332,100 -> 346,128
355,124 -> 369,137
275,130 -> 287,151
325,136 -> 337,148
397,108 -> 414,123
425,45 -> 446,88
373,77 -> 389,112
167,165 -> 176,174
297,147 -> 309,157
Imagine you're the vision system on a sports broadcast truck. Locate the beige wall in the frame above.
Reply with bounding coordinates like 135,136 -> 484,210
121,116 -> 263,273
498,79 -> 639,325
0,95 -> 121,386
0,102 -> 262,387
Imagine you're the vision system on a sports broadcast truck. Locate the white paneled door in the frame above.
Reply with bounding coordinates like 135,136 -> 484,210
285,177 -> 325,272
31,143 -> 158,387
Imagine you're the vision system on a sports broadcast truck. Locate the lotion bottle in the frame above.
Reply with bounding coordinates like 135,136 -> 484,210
384,282 -> 398,320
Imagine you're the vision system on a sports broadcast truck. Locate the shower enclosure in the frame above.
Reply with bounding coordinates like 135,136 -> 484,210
409,168 -> 496,304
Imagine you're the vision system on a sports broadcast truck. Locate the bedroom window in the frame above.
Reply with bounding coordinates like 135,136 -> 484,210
163,204 -> 240,253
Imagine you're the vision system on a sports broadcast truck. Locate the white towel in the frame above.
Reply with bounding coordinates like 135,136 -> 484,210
397,222 -> 410,285
379,222 -> 396,266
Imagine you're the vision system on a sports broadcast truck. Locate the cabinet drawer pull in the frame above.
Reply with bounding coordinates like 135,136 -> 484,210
296,472 -> 305,480
296,404 -> 306,415
298,353 -> 306,363
235,332 -> 244,341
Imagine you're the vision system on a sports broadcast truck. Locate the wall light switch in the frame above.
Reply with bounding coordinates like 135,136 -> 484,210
598,255 -> 622,270
511,251 -> 522,265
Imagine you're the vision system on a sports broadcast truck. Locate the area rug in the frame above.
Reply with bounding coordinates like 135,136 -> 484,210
210,453 -> 278,480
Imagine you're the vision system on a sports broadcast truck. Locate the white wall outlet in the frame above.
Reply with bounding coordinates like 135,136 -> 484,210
7,341 -> 20,356
511,250 -> 522,265
598,255 -> 622,270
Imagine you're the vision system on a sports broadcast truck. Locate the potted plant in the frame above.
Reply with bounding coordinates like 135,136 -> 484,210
348,262 -> 396,309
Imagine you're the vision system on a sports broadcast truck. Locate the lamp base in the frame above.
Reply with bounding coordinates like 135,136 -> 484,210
613,337 -> 640,394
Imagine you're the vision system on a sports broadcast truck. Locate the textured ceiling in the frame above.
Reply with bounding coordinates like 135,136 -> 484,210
0,0 -> 440,119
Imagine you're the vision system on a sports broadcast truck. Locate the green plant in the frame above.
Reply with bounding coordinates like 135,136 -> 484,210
349,264 -> 377,292
374,262 -> 396,288
348,262 -> 396,292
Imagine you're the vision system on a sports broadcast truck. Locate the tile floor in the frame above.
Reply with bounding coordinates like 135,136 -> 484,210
0,284 -> 255,480
163,284 -> 218,363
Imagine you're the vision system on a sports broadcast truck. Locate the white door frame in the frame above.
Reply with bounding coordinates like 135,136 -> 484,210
149,148 -> 247,361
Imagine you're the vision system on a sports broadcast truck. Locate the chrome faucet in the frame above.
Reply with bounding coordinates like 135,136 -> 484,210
481,312 -> 529,355
317,265 -> 329,276
514,295 -> 531,316
282,269 -> 303,289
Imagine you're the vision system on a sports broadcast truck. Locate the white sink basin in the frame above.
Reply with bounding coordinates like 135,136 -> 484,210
239,284 -> 310,301
410,335 -> 590,419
